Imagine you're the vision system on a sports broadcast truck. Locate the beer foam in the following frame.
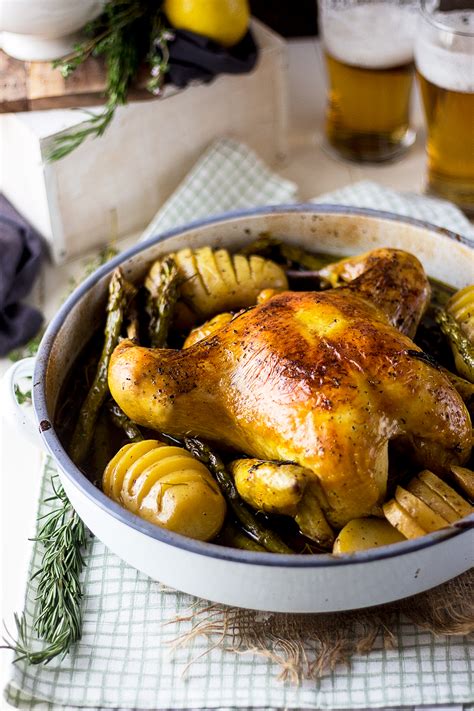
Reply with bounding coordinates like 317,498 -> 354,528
321,4 -> 417,69
415,12 -> 474,93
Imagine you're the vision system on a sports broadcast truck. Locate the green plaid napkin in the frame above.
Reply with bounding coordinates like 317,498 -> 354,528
140,137 -> 298,241
4,144 -> 474,710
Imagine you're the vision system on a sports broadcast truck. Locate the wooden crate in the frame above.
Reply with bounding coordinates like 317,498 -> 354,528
0,21 -> 288,262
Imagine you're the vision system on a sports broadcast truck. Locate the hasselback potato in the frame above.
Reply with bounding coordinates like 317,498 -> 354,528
445,284 -> 474,381
102,440 -> 226,541
172,246 -> 288,318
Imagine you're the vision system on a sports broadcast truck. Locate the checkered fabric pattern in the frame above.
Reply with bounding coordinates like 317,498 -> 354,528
313,181 -> 474,241
4,147 -> 474,709
139,137 -> 298,241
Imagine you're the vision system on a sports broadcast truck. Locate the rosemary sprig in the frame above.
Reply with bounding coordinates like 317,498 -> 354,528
2,476 -> 88,664
48,1 -> 171,161
3,246 -> 119,665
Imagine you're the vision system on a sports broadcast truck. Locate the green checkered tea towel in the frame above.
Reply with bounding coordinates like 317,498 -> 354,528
140,137 -> 298,241
4,153 -> 474,710
313,180 -> 474,242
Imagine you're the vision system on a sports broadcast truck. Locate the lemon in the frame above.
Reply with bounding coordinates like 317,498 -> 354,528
164,0 -> 250,48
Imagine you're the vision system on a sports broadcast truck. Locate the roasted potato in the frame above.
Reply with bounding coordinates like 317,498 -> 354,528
333,518 -> 405,554
445,284 -> 474,381
183,312 -> 234,348
383,470 -> 473,539
172,246 -> 288,318
102,440 -> 226,541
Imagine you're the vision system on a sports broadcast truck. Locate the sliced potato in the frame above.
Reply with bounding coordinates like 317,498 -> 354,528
172,247 -> 288,318
445,285 -> 474,381
418,470 -> 473,518
447,285 -> 474,341
233,253 -> 252,286
450,465 -> 474,501
194,247 -> 228,305
214,249 -> 239,294
333,517 -> 405,554
383,499 -> 427,539
406,477 -> 459,523
394,486 -> 450,532
102,440 -> 226,541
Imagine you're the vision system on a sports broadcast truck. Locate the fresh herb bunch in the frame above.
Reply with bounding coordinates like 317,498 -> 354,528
48,0 -> 172,161
2,476 -> 88,664
3,246 -> 119,665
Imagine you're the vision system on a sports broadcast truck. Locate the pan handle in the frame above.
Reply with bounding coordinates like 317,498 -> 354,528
0,357 -> 45,449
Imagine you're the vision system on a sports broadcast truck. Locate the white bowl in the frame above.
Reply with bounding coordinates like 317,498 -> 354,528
21,206 -> 474,612
0,0 -> 104,60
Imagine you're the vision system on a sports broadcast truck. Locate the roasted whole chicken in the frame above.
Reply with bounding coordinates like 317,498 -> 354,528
108,248 -> 472,529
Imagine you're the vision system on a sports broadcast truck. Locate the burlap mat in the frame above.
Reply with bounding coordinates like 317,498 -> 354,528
170,568 -> 474,684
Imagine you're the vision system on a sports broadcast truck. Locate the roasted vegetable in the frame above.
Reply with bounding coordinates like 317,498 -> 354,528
70,269 -> 131,464
107,400 -> 144,442
450,465 -> 474,501
394,486 -> 450,532
256,288 -> 279,304
436,304 -> 474,382
218,521 -> 266,552
333,517 -> 405,554
417,470 -> 472,518
183,312 -> 234,349
184,438 -> 293,554
293,483 -> 335,549
239,235 -> 336,271
102,440 -> 226,541
447,285 -> 474,339
383,500 -> 427,539
145,256 -> 180,348
383,470 -> 473,539
229,458 -> 334,548
229,458 -> 309,515
172,246 -> 288,318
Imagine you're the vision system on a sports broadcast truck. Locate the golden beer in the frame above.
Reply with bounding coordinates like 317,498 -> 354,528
320,1 -> 417,163
417,74 -> 474,212
325,53 -> 414,162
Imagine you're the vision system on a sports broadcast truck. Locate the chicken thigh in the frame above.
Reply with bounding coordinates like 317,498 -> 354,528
109,249 -> 472,528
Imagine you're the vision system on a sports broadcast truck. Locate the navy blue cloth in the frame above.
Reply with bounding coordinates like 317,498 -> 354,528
0,194 -> 45,356
166,29 -> 258,88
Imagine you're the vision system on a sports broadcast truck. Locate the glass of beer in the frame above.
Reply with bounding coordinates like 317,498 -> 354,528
320,0 -> 417,163
415,1 -> 474,214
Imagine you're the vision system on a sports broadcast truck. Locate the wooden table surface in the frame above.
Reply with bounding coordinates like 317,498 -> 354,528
0,38 -> 449,710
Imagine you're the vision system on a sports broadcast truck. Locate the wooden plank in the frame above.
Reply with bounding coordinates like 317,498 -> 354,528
0,53 -> 28,112
0,50 -> 153,113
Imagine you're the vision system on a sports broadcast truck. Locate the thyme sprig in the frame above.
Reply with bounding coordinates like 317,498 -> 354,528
48,1 -> 170,161
2,476 -> 88,664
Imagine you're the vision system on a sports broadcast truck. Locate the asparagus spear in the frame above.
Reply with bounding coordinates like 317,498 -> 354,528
435,307 -> 474,381
106,258 -> 179,442
184,437 -> 293,554
238,234 -> 277,257
240,235 -> 336,271
278,244 -> 336,271
69,269 -> 129,464
218,521 -> 266,552
107,400 -> 144,442
145,256 -> 180,348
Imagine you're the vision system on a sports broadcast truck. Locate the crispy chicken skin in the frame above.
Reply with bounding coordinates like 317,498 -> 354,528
109,249 -> 472,528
